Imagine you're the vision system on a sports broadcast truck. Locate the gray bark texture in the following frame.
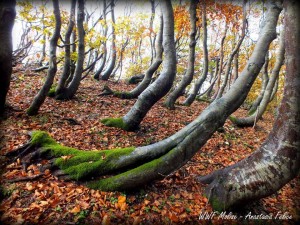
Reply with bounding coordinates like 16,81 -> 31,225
56,0 -> 85,100
101,0 -> 116,81
94,0 -> 108,80
27,0 -> 61,115
164,0 -> 197,109
123,15 -> 164,99
0,1 -> 16,115
183,1 -> 209,106
13,0 -> 282,194
102,0 -> 176,131
230,28 -> 285,127
215,0 -> 247,99
95,0 -> 280,189
55,0 -> 76,96
198,0 -> 300,211
212,23 -> 228,100
248,53 -> 270,115
121,0 -> 176,129
110,15 -> 163,99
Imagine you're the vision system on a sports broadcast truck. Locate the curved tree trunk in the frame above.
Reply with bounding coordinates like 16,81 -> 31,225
102,0 -> 176,131
27,0 -> 61,115
211,23 -> 228,100
269,75 -> 279,102
0,1 -> 16,116
248,53 -> 270,115
183,1 -> 208,106
149,0 -> 156,64
55,0 -> 76,96
198,1 -> 298,211
204,59 -> 219,99
101,0 -> 116,81
10,0 -> 282,193
103,15 -> 163,99
124,15 -> 163,98
66,28 -> 77,85
215,0 -> 247,99
230,28 -> 285,127
94,0 -> 108,80
232,51 -> 239,81
38,9 -> 47,67
55,0 -> 85,100
164,0 -> 197,109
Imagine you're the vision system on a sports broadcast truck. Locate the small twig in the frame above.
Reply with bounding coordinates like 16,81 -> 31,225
7,173 -> 45,183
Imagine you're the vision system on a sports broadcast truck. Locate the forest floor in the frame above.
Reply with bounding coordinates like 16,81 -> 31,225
0,68 -> 299,225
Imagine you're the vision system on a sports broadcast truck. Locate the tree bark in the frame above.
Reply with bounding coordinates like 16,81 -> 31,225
183,2 -> 209,106
109,15 -> 163,99
164,0 -> 197,109
102,0 -> 176,131
149,0 -> 156,64
94,0 -> 108,80
248,53 -> 270,115
55,0 -> 76,96
27,0 -> 61,115
101,0 -> 116,81
11,0 -> 282,193
55,0 -> 85,100
215,0 -> 247,99
0,1 -> 16,116
198,0 -> 299,211
211,23 -> 228,100
230,28 -> 285,127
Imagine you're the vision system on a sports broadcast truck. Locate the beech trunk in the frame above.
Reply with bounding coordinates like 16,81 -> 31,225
0,1 -> 16,115
198,0 -> 299,211
10,0 -> 282,194
26,0 -> 61,115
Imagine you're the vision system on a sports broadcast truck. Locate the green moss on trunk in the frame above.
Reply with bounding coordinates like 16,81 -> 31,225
88,153 -> 165,191
28,131 -> 135,180
101,117 -> 130,131
47,84 -> 57,97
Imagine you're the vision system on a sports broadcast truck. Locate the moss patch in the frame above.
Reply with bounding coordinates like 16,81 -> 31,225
47,84 -> 57,97
30,130 -> 57,146
88,152 -> 165,191
29,130 -> 135,180
54,147 -> 135,180
113,91 -> 132,99
228,115 -> 237,124
101,117 -> 130,131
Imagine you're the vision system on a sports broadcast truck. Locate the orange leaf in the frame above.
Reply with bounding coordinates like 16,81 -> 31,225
118,195 -> 126,204
70,205 -> 81,213
169,212 -> 179,222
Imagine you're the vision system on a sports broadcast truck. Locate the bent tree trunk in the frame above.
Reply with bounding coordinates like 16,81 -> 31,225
27,0 -> 61,115
247,53 -> 270,115
164,0 -> 197,109
215,0 -> 247,99
55,0 -> 76,97
9,0 -> 281,192
101,0 -> 176,131
94,0 -> 108,80
183,1 -> 209,106
100,0 -> 116,81
230,28 -> 285,127
102,15 -> 163,99
0,1 -> 16,115
55,0 -> 85,100
198,0 -> 299,211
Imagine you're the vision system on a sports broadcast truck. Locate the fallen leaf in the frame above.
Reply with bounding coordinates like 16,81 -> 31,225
70,205 -> 81,213
102,214 -> 110,225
